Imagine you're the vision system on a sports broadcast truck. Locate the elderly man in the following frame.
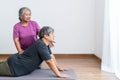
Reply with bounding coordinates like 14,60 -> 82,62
0,26 -> 70,78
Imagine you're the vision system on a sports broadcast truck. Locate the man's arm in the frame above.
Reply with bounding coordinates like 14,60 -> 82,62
51,54 -> 68,71
45,58 -> 70,78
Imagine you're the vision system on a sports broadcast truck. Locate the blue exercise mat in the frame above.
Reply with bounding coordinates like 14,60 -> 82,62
0,69 -> 77,80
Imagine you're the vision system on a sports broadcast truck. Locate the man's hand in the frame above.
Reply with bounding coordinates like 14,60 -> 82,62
58,66 -> 69,71
57,73 -> 70,78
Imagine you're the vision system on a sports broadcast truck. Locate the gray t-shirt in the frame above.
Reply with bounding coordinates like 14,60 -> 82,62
7,39 -> 52,76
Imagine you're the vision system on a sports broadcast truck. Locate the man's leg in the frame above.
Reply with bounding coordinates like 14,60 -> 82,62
0,61 -> 12,76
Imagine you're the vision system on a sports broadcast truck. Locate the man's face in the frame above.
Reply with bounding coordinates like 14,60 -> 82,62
46,32 -> 54,42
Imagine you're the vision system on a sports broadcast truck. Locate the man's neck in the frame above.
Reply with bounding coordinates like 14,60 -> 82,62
41,38 -> 49,46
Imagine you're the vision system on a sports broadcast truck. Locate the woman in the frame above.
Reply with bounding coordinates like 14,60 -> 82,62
13,7 -> 40,54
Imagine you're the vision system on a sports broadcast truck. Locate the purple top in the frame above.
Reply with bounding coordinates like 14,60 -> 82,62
13,20 -> 40,50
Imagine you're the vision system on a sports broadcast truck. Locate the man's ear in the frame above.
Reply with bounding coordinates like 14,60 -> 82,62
44,34 -> 49,39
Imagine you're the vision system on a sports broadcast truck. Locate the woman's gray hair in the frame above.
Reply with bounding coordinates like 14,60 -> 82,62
18,7 -> 31,21
39,26 -> 54,39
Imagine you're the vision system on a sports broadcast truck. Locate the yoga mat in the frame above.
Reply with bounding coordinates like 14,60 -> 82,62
0,69 -> 77,80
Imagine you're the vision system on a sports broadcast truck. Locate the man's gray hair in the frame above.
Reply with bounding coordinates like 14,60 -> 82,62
18,7 -> 31,21
39,26 -> 54,39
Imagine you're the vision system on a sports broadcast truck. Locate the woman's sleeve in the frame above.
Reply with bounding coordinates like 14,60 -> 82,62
13,25 -> 19,38
35,21 -> 41,35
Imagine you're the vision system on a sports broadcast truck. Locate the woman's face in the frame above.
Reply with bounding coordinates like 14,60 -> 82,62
21,10 -> 31,22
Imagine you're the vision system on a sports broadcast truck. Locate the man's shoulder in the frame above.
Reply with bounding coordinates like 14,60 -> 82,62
35,39 -> 47,48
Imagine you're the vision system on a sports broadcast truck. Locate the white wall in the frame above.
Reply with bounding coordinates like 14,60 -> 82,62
0,0 -> 95,54
95,0 -> 105,58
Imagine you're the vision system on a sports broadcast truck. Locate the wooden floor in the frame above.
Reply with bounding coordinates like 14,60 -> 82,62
0,54 -> 119,80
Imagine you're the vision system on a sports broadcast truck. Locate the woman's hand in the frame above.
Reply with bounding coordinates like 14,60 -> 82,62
18,50 -> 24,54
49,41 -> 55,47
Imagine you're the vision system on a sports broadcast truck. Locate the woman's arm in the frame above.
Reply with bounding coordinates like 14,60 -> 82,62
13,37 -> 24,54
